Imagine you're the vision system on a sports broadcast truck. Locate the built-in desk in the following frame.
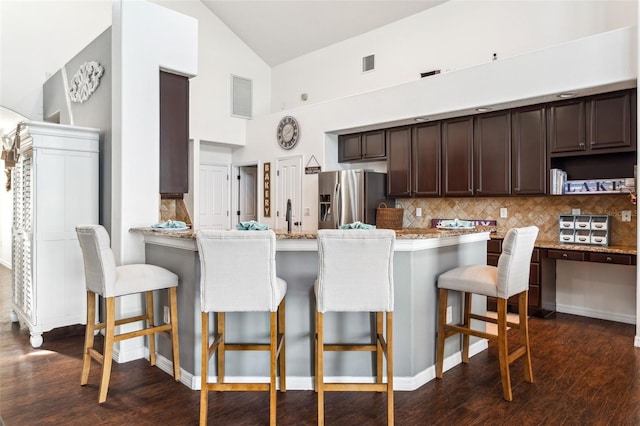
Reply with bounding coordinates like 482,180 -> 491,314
487,236 -> 637,317
130,227 -> 490,392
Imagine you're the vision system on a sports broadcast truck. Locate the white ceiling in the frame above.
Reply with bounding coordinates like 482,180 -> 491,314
200,0 -> 448,66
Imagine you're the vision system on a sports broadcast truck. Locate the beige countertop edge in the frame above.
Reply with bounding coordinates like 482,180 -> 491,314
129,227 -> 636,255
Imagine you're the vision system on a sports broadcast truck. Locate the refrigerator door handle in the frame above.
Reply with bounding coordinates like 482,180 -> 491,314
334,183 -> 341,229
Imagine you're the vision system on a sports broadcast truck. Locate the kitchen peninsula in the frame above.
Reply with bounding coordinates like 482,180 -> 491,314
130,227 -> 491,391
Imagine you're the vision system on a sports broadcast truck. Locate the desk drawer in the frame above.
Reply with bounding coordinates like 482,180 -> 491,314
588,252 -> 636,265
487,239 -> 502,254
547,249 -> 586,261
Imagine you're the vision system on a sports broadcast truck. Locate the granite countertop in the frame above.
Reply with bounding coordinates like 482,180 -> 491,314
130,227 -> 635,255
489,231 -> 636,255
130,226 -> 492,241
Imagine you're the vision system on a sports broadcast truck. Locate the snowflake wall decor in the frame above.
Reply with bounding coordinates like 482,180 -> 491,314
68,61 -> 104,103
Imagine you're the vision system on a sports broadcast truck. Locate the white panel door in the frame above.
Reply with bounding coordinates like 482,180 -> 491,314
239,165 -> 258,223
276,156 -> 302,231
199,164 -> 230,229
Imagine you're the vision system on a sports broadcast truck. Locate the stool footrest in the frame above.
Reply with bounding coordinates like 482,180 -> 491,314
206,383 -> 270,392
324,344 -> 377,352
114,323 -> 172,342
323,383 -> 389,392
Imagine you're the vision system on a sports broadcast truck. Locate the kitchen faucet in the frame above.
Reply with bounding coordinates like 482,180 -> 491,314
286,199 -> 292,233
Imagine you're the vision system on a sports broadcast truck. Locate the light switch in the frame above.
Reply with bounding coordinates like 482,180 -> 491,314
500,208 -> 508,218
416,208 -> 422,217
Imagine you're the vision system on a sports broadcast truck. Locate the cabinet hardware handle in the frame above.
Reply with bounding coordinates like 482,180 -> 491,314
606,257 -> 612,262
562,253 -> 568,258
579,143 -> 585,148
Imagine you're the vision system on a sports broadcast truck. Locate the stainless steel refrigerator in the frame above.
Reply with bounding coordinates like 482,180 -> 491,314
318,170 -> 393,229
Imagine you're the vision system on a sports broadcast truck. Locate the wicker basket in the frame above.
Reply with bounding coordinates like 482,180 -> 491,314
376,202 -> 404,230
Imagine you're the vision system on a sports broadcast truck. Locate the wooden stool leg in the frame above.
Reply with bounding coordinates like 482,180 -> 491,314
200,312 -> 209,426
519,291 -> 533,383
81,291 -> 96,386
146,291 -> 156,366
462,292 -> 472,364
169,287 -> 181,380
317,311 -> 325,426
270,311 -> 277,426
376,312 -> 383,385
386,311 -> 394,426
436,288 -> 448,378
278,298 -> 286,392
216,312 -> 225,383
98,297 -> 116,404
497,298 -> 513,401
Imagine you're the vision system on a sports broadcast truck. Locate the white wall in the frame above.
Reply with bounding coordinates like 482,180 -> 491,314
271,0 -> 638,112
150,0 -> 271,146
111,0 -> 198,264
0,0 -> 112,120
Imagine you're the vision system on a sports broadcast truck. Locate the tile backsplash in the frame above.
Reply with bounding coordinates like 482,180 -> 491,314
397,194 -> 637,246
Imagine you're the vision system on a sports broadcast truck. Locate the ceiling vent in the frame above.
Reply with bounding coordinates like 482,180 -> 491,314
231,75 -> 252,119
362,54 -> 375,73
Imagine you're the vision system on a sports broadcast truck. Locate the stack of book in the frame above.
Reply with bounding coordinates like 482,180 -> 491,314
550,168 -> 567,195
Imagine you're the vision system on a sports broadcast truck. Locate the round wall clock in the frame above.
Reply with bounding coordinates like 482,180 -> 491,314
277,116 -> 300,150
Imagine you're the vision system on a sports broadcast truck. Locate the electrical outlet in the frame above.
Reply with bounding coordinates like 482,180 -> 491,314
622,210 -> 632,222
572,208 -> 581,215
163,306 -> 170,324
304,207 -> 310,216
416,207 -> 422,217
446,306 -> 453,324
500,208 -> 508,218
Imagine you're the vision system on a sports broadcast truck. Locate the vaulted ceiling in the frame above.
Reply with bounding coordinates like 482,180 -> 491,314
200,1 -> 448,66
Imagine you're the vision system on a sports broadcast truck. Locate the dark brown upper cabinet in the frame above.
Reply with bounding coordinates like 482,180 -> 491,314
338,130 -> 386,162
386,123 -> 440,198
412,122 -> 441,196
386,126 -> 412,197
549,90 -> 634,156
473,111 -> 511,196
442,117 -> 473,196
159,71 -> 189,194
587,90 -> 632,151
512,106 -> 547,195
338,133 -> 362,162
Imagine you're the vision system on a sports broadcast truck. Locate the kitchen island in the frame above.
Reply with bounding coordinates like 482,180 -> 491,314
130,227 -> 491,391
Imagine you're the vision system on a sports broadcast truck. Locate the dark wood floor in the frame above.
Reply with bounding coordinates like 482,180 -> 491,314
1,265 -> 639,425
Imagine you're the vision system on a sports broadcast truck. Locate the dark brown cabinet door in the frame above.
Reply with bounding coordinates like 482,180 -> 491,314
413,122 -> 440,196
548,99 -> 586,154
474,112 -> 511,196
160,71 -> 189,194
442,117 -> 473,196
386,126 -> 412,197
512,106 -> 547,195
587,90 -> 632,151
338,133 -> 362,162
362,130 -> 386,159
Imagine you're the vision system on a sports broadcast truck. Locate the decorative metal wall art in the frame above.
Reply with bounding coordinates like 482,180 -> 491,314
68,61 -> 104,103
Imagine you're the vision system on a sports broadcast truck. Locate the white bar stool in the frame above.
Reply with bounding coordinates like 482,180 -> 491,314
436,226 -> 539,401
196,230 -> 286,426
76,224 -> 181,403
315,229 -> 395,425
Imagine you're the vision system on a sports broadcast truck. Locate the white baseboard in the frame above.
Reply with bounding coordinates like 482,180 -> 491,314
556,303 -> 636,325
0,259 -> 11,269
635,335 -> 640,348
152,339 -> 489,391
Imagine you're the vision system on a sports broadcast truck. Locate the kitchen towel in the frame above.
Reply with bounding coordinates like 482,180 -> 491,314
339,221 -> 376,230
152,220 -> 187,229
236,220 -> 270,230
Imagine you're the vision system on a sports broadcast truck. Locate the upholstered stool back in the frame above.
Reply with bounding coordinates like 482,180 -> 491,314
316,229 -> 395,312
196,229 -> 284,312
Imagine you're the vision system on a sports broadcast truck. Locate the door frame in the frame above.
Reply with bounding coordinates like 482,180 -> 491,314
232,161 -> 259,228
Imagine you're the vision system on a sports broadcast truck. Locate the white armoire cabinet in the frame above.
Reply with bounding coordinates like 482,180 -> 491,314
10,122 -> 99,348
